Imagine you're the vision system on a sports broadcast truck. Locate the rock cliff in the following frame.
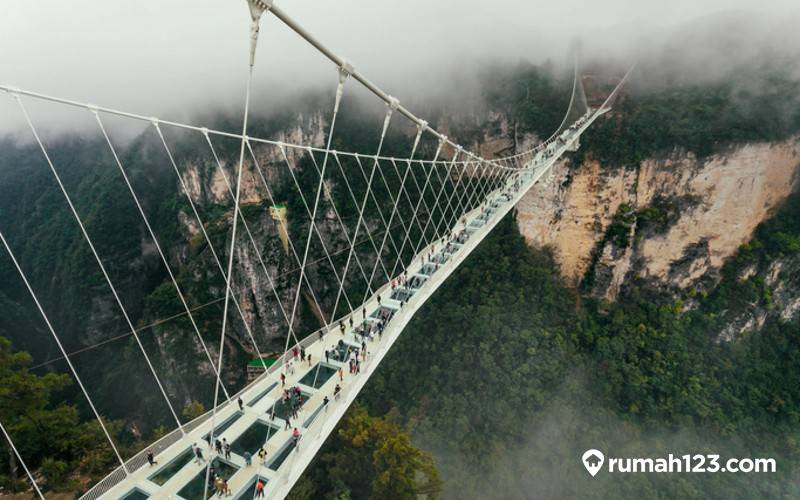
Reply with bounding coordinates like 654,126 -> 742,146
516,137 -> 800,302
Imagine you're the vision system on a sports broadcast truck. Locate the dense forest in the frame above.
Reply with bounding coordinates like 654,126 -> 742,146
3,19 -> 800,498
291,203 -> 799,498
291,52 -> 800,498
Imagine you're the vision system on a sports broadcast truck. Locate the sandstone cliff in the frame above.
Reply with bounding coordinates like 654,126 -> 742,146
516,138 -> 800,302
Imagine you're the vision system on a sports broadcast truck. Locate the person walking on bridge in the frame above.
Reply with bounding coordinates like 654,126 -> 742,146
221,477 -> 230,497
192,443 -> 205,464
292,427 -> 301,450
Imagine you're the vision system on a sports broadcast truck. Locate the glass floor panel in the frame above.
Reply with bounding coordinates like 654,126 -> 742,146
203,411 -> 243,443
268,440 -> 296,471
370,306 -> 396,323
121,488 -> 149,500
266,389 -> 310,420
328,339 -> 358,363
432,253 -> 449,264
148,448 -> 193,485
407,275 -> 427,289
419,263 -> 439,275
303,403 -> 326,428
247,382 -> 278,407
231,421 -> 280,457
351,321 -> 373,340
299,363 -> 338,389
177,458 -> 238,499
234,475 -> 269,499
390,288 -> 414,301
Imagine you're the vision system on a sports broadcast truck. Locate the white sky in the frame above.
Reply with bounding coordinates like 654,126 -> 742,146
0,0 -> 798,136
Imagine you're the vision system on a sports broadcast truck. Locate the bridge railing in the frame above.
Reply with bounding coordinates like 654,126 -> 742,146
79,280 -> 400,500
81,93 -> 619,499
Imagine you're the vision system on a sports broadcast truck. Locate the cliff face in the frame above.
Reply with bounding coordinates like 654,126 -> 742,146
516,138 -> 800,301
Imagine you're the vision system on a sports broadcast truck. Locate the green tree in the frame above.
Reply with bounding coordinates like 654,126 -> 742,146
0,336 -> 72,490
0,336 -> 127,493
292,405 -> 441,500
182,400 -> 206,420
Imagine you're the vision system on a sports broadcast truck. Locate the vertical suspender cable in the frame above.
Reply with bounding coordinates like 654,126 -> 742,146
283,64 -> 349,360
154,126 -> 273,385
204,2 -> 268,497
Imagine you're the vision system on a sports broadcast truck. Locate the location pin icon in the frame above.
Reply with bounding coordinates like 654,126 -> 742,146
582,449 -> 605,477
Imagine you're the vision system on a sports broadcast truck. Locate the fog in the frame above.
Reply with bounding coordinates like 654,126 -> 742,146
440,372 -> 790,499
1,0 -> 798,139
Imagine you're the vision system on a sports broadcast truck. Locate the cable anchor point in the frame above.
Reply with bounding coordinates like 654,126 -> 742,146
246,0 -> 273,68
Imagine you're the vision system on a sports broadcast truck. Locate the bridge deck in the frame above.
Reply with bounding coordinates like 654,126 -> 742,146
87,109 -> 604,500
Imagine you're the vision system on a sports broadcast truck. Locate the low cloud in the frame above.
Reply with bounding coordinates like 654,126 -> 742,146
1,0 -> 798,139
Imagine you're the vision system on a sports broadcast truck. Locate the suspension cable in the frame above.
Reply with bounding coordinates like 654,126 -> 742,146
330,102 -> 395,323
204,132 -> 305,365
93,111 -> 232,402
302,147 -> 382,290
330,151 -> 393,286
204,3 -> 267,497
283,62 -> 350,363
266,141 -> 354,317
11,93 -> 185,434
391,138 -> 445,277
0,420 -> 44,499
0,231 -> 129,475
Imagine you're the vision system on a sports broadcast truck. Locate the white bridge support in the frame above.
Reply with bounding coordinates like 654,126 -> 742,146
86,109 -> 605,500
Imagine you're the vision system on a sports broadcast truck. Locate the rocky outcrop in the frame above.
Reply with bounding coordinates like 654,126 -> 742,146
516,138 -> 800,301
183,111 -> 327,207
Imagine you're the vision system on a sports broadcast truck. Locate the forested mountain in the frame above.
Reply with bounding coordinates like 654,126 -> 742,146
2,11 -> 800,499
292,18 -> 800,499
